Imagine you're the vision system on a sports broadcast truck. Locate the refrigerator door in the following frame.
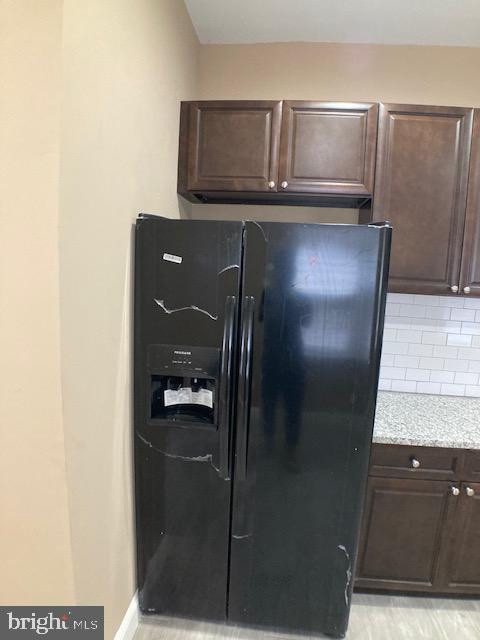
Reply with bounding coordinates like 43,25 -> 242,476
228,221 -> 390,638
134,216 -> 243,620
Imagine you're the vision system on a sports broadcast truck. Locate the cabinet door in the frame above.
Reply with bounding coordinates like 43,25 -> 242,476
355,477 -> 454,592
185,101 -> 282,192
278,102 -> 377,195
460,110 -> 480,297
373,104 -> 473,295
436,482 -> 480,594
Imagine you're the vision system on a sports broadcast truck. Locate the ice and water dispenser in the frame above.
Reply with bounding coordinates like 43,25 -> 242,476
147,344 -> 220,427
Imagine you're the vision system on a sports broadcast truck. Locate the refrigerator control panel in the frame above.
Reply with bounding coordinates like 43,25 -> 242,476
147,344 -> 220,428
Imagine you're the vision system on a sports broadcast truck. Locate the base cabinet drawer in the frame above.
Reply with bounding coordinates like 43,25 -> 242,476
369,443 -> 462,480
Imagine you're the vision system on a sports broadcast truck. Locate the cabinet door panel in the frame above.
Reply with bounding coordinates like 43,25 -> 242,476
278,102 -> 377,195
355,477 -> 453,591
373,104 -> 473,295
460,110 -> 480,296
437,482 -> 480,593
464,450 -> 480,482
186,101 -> 281,192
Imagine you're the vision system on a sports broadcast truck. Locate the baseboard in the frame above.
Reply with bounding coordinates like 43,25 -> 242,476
114,591 -> 139,640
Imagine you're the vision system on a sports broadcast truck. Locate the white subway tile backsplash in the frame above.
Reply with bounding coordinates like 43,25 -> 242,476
451,308 -> 476,322
458,347 -> 480,360
440,383 -> 465,396
430,370 -> 455,383
383,328 -> 397,341
465,385 -> 480,397
380,353 -> 395,367
464,299 -> 480,310
425,306 -> 451,320
385,302 -> 400,316
381,366 -> 406,380
379,293 -> 480,397
422,331 -> 447,345
460,322 -> 480,335
432,345 -> 459,359
408,343 -> 434,357
385,317 -> 412,329
437,320 -> 461,332
394,355 -> 420,368
447,334 -> 472,347
388,293 -> 415,304
416,382 -> 442,394
399,304 -> 426,318
378,379 -> 392,391
396,329 -> 423,343
419,356 -> 444,370
382,341 -> 409,355
443,358 -> 469,372
411,318 -> 438,331
468,360 -> 480,373
454,371 -> 479,385
405,368 -> 430,382
438,296 -> 465,308
391,380 -> 417,392
414,295 -> 439,306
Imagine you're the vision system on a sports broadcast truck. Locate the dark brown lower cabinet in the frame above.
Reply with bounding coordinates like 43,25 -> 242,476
436,482 -> 480,594
355,447 -> 480,595
355,477 -> 454,592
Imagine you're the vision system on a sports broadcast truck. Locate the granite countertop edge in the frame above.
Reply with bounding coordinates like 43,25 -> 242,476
373,390 -> 480,451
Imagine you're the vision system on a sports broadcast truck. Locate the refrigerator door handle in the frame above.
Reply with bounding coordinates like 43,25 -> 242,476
218,295 -> 236,480
237,296 -> 254,481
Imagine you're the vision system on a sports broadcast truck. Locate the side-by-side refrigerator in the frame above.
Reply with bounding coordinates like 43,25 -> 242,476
134,215 -> 391,638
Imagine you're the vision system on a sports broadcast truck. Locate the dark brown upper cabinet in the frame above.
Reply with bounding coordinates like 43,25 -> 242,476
178,100 -> 378,204
459,110 -> 480,296
278,101 -> 377,196
179,101 -> 282,194
373,104 -> 473,296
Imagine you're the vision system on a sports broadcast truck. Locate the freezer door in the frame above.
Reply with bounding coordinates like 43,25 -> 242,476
134,216 -> 243,620
229,221 -> 390,638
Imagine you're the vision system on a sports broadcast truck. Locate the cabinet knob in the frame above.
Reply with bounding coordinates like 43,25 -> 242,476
450,285 -> 459,293
463,286 -> 471,294
451,486 -> 460,496
466,486 -> 475,497
410,457 -> 421,469
281,181 -> 288,189
268,180 -> 275,189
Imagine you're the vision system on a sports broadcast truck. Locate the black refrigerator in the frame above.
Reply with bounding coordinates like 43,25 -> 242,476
134,215 -> 391,638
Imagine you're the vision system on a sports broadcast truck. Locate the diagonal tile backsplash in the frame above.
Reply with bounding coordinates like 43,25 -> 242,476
379,293 -> 480,396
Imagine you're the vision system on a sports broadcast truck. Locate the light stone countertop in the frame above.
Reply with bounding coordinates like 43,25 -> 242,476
373,391 -> 480,450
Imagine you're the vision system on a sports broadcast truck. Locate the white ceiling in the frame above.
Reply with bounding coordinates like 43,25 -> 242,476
184,0 -> 480,47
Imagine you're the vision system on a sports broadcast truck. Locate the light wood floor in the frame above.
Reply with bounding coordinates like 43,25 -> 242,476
134,593 -> 480,640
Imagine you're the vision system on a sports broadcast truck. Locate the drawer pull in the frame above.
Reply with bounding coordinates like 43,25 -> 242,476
466,486 -> 475,497
451,486 -> 460,496
410,457 -> 421,469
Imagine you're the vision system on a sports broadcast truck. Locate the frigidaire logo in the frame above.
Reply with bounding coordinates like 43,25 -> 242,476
1,607 -> 104,638
174,350 -> 191,355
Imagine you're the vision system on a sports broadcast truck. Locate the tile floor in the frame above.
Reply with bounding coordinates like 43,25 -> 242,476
134,593 -> 480,640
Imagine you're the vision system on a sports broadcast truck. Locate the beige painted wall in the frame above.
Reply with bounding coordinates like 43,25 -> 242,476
0,0 -> 74,603
59,0 -> 199,636
199,42 -> 480,106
